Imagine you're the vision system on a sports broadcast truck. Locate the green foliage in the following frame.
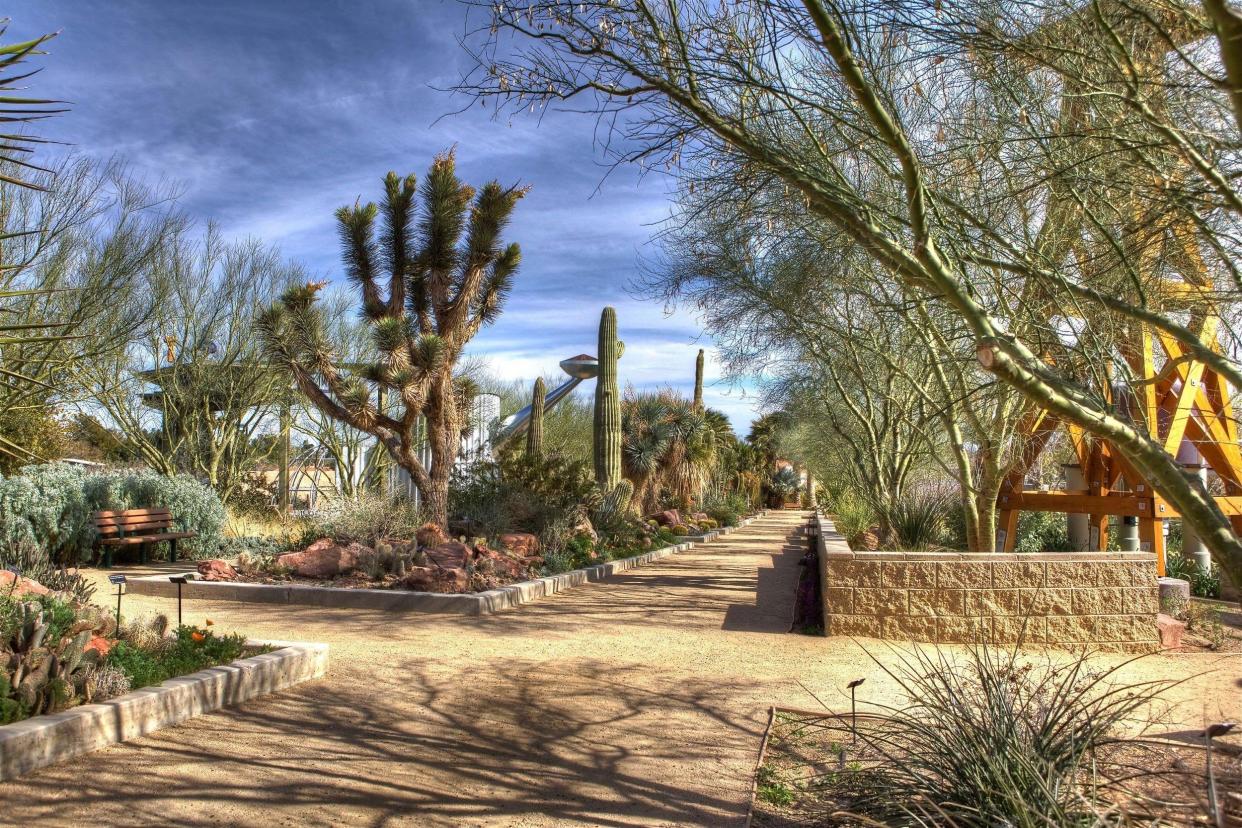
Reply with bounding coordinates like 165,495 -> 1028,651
621,391 -> 718,513
308,492 -> 426,546
1014,510 -> 1074,554
768,467 -> 800,502
0,405 -> 67,475
700,489 -> 748,527
1164,553 -> 1222,599
0,596 -> 107,721
0,463 -> 226,564
756,765 -> 795,807
594,306 -> 623,492
828,489 -> 876,549
108,624 -> 249,691
451,450 -> 599,544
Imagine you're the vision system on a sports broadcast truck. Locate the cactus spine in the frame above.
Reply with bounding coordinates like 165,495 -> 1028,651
693,348 -> 705,411
527,376 -> 546,458
594,306 -> 623,492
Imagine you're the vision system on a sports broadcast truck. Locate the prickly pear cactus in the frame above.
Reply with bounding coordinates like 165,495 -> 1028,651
527,376 -> 546,458
694,348 -> 705,411
593,306 -> 623,492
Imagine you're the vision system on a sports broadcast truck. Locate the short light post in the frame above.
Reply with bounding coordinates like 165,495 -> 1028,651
1204,721 -> 1236,827
807,521 -> 820,554
847,678 -> 865,743
169,575 -> 188,628
108,574 -> 127,627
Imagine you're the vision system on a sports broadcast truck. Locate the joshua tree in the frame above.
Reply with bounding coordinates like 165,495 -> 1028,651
527,376 -> 545,458
593,306 -> 623,493
259,151 -> 525,528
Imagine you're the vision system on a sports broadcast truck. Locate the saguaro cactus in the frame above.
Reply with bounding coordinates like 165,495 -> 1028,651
527,376 -> 545,458
594,306 -> 623,491
693,348 -> 705,411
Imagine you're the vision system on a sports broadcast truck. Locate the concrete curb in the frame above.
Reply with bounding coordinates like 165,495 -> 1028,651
0,640 -> 328,781
127,512 -> 769,616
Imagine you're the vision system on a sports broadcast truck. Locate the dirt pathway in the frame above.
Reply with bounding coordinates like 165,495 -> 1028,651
2,510 -> 1238,827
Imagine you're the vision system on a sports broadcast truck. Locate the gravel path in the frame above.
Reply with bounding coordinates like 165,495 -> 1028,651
2,510 -> 1238,827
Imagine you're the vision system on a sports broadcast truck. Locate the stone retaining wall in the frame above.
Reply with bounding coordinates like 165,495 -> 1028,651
816,515 -> 1159,651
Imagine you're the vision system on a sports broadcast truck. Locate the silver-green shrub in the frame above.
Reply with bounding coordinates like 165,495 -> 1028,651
0,464 -> 226,563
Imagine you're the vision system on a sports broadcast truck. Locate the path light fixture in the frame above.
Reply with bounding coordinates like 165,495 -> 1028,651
108,574 -> 127,626
169,575 -> 189,627
806,522 -> 819,553
847,678 -> 865,743
1204,721 -> 1236,827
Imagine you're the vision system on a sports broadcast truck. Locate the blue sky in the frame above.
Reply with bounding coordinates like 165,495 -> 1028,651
14,1 -> 762,432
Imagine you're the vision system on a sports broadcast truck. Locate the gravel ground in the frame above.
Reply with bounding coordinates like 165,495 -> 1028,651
1,510 -> 1238,828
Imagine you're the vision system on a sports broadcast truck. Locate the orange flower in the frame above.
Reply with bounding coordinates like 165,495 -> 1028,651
191,631 -> 205,642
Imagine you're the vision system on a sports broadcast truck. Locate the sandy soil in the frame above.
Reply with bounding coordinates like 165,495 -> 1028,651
1,511 -> 1238,828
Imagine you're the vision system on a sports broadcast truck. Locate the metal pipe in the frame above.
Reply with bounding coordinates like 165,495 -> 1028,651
492,355 -> 598,448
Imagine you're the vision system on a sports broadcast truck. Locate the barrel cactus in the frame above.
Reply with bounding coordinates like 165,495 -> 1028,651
596,479 -> 634,526
693,348 -> 705,411
593,306 -> 623,492
527,376 -> 546,458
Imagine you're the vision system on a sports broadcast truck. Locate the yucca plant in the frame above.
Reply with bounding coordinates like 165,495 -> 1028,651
849,645 -> 1177,826
886,483 -> 955,551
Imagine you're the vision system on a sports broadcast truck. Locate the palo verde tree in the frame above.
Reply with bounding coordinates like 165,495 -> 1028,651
259,151 -> 525,528
461,0 -> 1242,588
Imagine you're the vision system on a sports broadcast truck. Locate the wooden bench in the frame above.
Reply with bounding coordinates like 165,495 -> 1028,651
93,508 -> 197,568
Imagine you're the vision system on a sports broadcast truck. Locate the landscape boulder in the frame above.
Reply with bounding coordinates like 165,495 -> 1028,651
1157,613 -> 1186,649
196,559 -> 238,582
402,566 -> 468,593
425,540 -> 470,570
654,509 -> 682,527
0,570 -> 50,597
498,532 -> 539,557
277,538 -> 363,579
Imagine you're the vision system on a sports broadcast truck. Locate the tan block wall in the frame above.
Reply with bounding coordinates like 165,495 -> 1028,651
816,516 -> 1159,651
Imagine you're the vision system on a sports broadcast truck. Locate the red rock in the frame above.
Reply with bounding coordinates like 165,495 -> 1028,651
402,566 -> 468,593
654,509 -> 681,527
0,570 -> 49,596
196,559 -> 238,582
498,532 -> 540,557
1157,613 -> 1186,649
425,541 -> 469,570
692,512 -> 709,522
86,635 -> 113,657
277,541 -> 363,578
416,522 -> 448,549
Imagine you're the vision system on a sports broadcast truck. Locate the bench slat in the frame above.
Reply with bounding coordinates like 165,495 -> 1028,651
96,519 -> 175,533
93,508 -> 171,519
100,532 -> 195,545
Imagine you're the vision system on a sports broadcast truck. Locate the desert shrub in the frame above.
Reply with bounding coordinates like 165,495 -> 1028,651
451,451 -> 599,540
886,485 -> 955,551
308,492 -> 426,546
1164,553 -> 1221,599
0,539 -> 95,602
827,489 -> 875,548
700,490 -> 748,527
854,645 -> 1170,826
671,524 -> 689,536
1014,509 -> 1074,554
0,463 -> 225,563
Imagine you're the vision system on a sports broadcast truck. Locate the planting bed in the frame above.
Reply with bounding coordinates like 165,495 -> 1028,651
749,708 -> 1240,827
0,640 -> 327,781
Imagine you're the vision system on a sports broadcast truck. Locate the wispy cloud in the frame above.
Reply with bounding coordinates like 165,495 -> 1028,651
14,1 -> 764,430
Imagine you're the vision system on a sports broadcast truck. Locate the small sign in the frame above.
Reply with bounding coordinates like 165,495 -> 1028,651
169,575 -> 188,584
108,574 -> 127,585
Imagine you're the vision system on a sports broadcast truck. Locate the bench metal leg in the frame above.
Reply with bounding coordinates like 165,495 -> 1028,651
140,542 -> 149,565
169,538 -> 178,562
102,547 -> 113,569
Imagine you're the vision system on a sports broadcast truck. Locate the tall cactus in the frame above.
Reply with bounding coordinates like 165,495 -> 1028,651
594,306 -> 623,491
527,376 -> 545,458
693,348 -> 705,411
